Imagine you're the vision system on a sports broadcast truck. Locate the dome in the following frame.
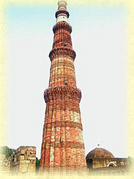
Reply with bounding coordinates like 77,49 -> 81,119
86,145 -> 114,160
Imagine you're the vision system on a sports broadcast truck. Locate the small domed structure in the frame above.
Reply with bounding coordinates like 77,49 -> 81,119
86,145 -> 115,169
86,145 -> 114,160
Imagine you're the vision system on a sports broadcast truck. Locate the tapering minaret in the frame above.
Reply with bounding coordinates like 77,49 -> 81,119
40,1 -> 87,172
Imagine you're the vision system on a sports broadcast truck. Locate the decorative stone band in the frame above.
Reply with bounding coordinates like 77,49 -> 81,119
55,10 -> 69,18
49,47 -> 76,61
51,61 -> 74,69
44,86 -> 81,103
43,141 -> 85,149
53,21 -> 71,33
50,74 -> 75,81
44,121 -> 83,130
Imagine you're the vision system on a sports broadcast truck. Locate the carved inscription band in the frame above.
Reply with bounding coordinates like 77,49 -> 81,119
44,121 -> 83,130
50,74 -> 75,81
46,104 -> 80,113
51,62 -> 74,69
43,141 -> 85,149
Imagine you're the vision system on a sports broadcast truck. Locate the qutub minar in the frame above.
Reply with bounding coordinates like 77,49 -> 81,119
0,0 -> 129,174
40,0 -> 87,172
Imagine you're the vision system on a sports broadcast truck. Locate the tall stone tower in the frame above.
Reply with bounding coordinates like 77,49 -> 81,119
40,1 -> 87,172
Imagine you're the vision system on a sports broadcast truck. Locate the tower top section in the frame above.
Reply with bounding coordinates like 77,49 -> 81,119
58,1 -> 67,11
56,0 -> 69,23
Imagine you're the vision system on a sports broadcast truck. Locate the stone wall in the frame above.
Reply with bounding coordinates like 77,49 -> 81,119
87,158 -> 129,169
10,146 -> 36,174
0,154 -> 11,173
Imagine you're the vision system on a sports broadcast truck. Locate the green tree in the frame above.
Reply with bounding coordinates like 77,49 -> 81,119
36,157 -> 40,172
0,146 -> 15,158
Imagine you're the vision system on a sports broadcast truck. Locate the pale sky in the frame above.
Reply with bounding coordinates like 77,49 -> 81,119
5,2 -> 128,159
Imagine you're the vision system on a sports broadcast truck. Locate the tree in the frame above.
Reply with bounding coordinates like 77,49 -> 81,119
0,146 -> 15,158
36,157 -> 40,172
128,156 -> 133,165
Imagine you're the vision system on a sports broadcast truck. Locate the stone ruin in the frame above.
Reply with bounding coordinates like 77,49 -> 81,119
0,146 -> 36,174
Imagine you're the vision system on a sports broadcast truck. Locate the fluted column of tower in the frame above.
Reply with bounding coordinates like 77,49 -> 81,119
40,1 -> 87,172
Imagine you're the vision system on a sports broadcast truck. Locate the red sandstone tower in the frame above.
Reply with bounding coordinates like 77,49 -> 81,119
40,1 -> 87,172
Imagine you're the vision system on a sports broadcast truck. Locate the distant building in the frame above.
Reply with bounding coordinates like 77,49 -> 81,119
10,146 -> 36,174
86,145 -> 129,174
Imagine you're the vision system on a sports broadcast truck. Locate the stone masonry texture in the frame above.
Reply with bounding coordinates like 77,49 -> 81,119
10,146 -> 36,174
40,1 -> 87,172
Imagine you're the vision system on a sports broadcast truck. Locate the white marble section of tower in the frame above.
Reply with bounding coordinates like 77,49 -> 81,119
56,1 -> 68,23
